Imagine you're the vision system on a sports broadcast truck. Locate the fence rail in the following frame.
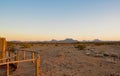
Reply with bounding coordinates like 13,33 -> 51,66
0,49 -> 40,76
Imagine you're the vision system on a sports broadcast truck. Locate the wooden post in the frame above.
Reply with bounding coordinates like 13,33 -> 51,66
0,38 -> 6,63
6,59 -> 9,76
35,54 -> 40,76
15,51 -> 19,68
23,50 -> 26,60
8,51 -> 12,61
32,52 -> 34,63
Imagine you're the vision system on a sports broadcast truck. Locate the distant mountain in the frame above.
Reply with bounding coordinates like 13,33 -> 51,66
92,39 -> 102,42
8,38 -> 105,43
58,38 -> 79,43
46,38 -> 79,43
50,39 -> 58,43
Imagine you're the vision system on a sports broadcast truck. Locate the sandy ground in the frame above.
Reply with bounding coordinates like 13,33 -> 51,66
0,43 -> 120,76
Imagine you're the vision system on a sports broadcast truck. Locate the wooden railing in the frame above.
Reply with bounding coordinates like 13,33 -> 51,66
0,50 -> 40,76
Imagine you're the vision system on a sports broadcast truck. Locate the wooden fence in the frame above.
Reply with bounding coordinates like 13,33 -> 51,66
0,50 -> 40,76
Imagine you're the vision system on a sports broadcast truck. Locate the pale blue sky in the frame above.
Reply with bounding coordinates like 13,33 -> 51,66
0,0 -> 120,41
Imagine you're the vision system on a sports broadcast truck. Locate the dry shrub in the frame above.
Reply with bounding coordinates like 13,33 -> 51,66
20,43 -> 31,48
74,44 -> 86,50
94,43 -> 105,46
55,44 -> 58,46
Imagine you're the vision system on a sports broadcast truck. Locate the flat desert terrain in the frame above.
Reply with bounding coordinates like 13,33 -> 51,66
1,43 -> 120,76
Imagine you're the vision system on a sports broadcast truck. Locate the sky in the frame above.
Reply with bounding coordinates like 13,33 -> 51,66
0,0 -> 120,41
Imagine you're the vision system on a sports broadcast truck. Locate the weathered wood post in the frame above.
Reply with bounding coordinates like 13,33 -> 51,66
15,50 -> 19,68
6,59 -> 9,76
32,52 -> 35,63
8,51 -> 12,61
0,37 -> 6,63
35,54 -> 40,76
23,50 -> 26,60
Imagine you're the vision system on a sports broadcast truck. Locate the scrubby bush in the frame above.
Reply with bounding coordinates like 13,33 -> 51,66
20,43 -> 31,48
55,44 -> 58,46
74,44 -> 86,50
94,43 -> 105,46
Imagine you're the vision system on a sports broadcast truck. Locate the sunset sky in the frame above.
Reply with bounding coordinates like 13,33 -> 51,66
0,0 -> 120,41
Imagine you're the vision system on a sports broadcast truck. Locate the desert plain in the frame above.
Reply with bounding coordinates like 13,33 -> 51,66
0,42 -> 120,76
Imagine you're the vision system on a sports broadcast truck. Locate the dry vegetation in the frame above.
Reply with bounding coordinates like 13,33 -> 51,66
1,42 -> 120,76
